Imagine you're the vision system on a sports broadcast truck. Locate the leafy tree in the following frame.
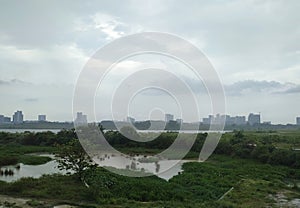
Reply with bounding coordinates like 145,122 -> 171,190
56,139 -> 95,182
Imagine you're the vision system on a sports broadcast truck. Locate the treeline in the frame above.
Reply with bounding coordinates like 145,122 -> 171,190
105,129 -> 300,168
214,131 -> 300,168
105,130 -> 206,151
0,128 -> 299,168
0,129 -> 76,146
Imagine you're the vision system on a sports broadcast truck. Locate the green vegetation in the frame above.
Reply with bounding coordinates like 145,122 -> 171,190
0,155 -> 299,207
56,139 -> 96,181
0,130 -> 74,166
0,129 -> 300,207
0,145 -> 55,166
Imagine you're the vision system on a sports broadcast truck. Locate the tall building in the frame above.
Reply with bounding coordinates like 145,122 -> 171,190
38,115 -> 46,122
297,117 -> 300,125
12,110 -> 24,124
248,113 -> 260,125
165,114 -> 174,122
0,115 -> 4,123
202,115 -> 213,125
234,116 -> 246,125
75,112 -> 87,125
4,117 -> 11,123
176,118 -> 183,124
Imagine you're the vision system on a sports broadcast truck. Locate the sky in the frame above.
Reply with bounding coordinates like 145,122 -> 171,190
0,0 -> 299,124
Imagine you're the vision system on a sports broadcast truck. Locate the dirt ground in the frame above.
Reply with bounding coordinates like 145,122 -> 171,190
0,195 -> 78,208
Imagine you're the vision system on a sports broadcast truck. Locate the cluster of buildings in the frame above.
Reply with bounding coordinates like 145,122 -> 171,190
202,113 -> 262,126
0,110 -> 47,124
161,113 -> 262,126
1,110 -> 300,126
125,113 -> 300,126
164,114 -> 183,124
125,113 -> 265,126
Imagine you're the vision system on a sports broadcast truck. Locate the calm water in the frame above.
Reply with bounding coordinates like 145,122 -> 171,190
0,160 -> 63,182
0,129 -> 63,133
0,129 -> 231,134
94,154 -> 187,180
0,154 -> 191,182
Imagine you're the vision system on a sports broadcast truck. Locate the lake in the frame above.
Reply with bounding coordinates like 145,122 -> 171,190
0,154 -> 193,182
0,129 -> 62,133
0,129 -> 230,134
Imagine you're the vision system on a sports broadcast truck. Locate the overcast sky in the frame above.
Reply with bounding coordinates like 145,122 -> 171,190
0,0 -> 299,124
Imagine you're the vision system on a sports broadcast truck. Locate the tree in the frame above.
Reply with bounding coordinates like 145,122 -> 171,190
56,139 -> 95,182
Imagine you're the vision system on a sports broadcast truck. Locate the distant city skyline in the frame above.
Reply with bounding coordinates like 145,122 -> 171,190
1,110 -> 300,125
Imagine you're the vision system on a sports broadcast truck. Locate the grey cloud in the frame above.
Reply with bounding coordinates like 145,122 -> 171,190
279,86 -> 300,94
140,78 -> 300,97
225,80 -> 300,96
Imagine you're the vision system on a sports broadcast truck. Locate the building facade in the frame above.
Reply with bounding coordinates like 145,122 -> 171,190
297,117 -> 300,125
165,114 -> 174,122
248,113 -> 261,125
38,115 -> 47,122
12,110 -> 23,124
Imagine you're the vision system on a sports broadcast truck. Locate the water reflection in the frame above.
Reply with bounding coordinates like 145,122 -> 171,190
94,153 -> 185,180
0,154 -> 188,182
0,160 -> 63,183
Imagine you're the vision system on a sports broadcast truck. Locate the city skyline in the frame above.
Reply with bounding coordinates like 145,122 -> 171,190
1,110 -> 300,125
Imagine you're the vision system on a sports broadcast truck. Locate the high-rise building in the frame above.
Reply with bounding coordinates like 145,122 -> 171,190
176,119 -> 183,124
75,112 -> 87,125
203,115 -> 213,125
12,110 -> 23,124
248,113 -> 260,125
38,115 -> 46,122
234,116 -> 246,125
165,114 -> 174,122
297,117 -> 300,125
4,117 -> 11,123
0,115 -> 4,123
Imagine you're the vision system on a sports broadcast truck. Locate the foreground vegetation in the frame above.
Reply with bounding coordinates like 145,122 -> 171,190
0,128 -> 299,207
0,155 -> 299,207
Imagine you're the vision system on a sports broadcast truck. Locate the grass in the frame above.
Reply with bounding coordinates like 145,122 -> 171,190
0,155 -> 299,207
18,155 -> 52,165
0,145 -> 56,166
0,130 -> 300,207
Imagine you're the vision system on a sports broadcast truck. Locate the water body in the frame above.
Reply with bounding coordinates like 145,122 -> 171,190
0,154 -> 193,182
0,129 -> 231,134
0,160 -> 63,183
94,154 -> 188,180
137,130 -> 231,134
0,129 -> 62,133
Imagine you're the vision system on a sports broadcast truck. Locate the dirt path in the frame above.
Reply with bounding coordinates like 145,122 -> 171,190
0,195 -> 78,208
0,194 -> 31,208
